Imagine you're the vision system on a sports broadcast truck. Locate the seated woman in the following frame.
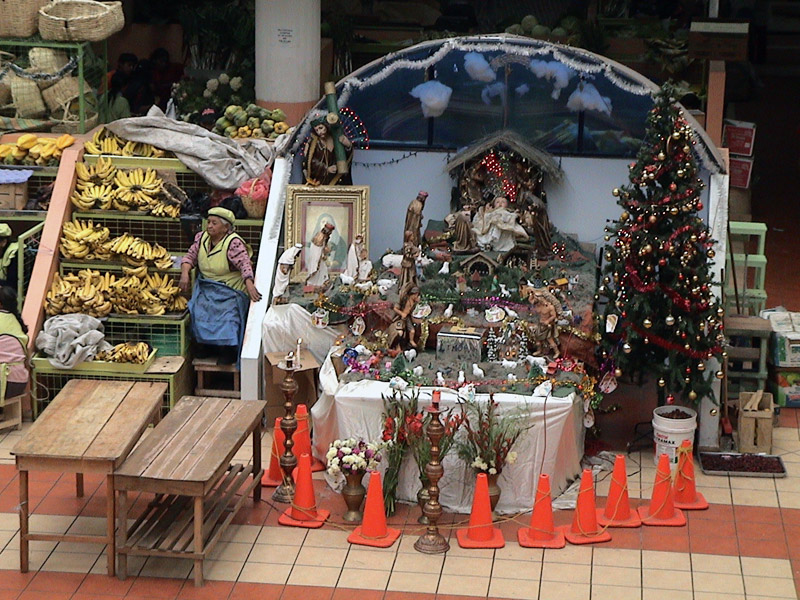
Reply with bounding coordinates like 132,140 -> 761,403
0,287 -> 29,401
179,207 -> 261,365
0,224 -> 19,293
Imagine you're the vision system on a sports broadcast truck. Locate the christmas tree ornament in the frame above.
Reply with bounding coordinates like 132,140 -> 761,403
697,362 -> 705,371
622,343 -> 632,353
657,152 -> 666,160
666,394 -> 675,404
643,318 -> 652,328
612,188 -> 620,196
658,377 -> 666,387
614,368 -> 622,378
665,315 -> 675,326
715,370 -> 724,379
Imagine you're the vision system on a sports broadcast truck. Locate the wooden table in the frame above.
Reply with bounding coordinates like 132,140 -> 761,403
12,379 -> 165,576
114,396 -> 265,586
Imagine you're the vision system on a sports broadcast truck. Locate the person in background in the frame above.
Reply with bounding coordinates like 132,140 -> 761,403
150,48 -> 184,111
106,53 -> 137,93
0,286 -> 29,400
179,207 -> 261,365
107,71 -> 132,122
0,224 -> 19,293
126,59 -> 155,115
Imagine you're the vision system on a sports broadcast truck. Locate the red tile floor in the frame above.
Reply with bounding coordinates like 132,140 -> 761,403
2,411 -> 800,600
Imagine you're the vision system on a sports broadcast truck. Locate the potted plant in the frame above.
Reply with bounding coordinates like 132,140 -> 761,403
455,393 -> 532,511
380,378 -> 416,516
325,437 -> 383,523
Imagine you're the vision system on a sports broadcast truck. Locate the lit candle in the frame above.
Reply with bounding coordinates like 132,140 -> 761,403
296,338 -> 303,363
432,390 -> 440,410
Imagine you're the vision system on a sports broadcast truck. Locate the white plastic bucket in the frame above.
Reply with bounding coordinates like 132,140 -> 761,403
652,405 -> 698,466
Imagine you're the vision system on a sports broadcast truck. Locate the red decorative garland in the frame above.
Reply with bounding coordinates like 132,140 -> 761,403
626,322 -> 722,359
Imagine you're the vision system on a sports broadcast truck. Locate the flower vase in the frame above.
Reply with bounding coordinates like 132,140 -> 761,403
342,471 -> 367,523
486,470 -> 502,513
416,477 -> 430,524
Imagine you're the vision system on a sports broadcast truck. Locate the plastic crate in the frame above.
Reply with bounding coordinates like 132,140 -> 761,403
71,211 -> 193,254
103,313 -> 191,356
33,355 -> 192,417
16,222 -> 44,312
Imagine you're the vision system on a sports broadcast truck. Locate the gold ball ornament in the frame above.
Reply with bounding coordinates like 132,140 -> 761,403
683,145 -> 691,153
715,370 -> 724,379
620,211 -> 629,221
670,206 -> 680,215
688,390 -> 698,401
707,249 -> 716,258
658,377 -> 666,387
697,362 -> 705,371
612,188 -> 620,197
649,215 -> 657,223
665,315 -> 675,326
643,318 -> 652,328
672,131 -> 681,140
622,343 -> 632,354
657,152 -> 666,160
614,368 -> 623,378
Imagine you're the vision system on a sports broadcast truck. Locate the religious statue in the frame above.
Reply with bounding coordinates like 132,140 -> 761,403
529,290 -> 561,358
343,234 -> 365,280
357,246 -> 373,282
302,116 -> 354,186
272,243 -> 303,304
518,181 -> 552,257
305,222 -> 335,290
445,204 -> 477,253
386,284 -> 421,352
472,196 -> 529,252
397,230 -> 420,293
404,190 -> 427,247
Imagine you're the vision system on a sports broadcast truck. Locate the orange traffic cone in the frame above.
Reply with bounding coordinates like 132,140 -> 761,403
348,471 -> 401,548
638,453 -> 686,526
295,404 -> 324,472
457,472 -> 505,548
518,473 -> 565,548
673,440 -> 708,510
261,418 -> 284,487
561,469 -> 612,545
597,454 -> 641,528
278,453 -> 330,528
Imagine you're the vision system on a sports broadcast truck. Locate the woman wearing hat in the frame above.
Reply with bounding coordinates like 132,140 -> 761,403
0,286 -> 29,401
302,116 -> 353,186
0,224 -> 19,292
179,207 -> 261,364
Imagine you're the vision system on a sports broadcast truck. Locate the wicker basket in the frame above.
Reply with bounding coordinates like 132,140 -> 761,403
42,76 -> 80,112
29,47 -> 70,90
241,194 -> 267,219
0,52 -> 13,107
50,90 -> 98,132
0,0 -> 49,38
39,0 -> 124,42
51,109 -> 99,133
9,74 -> 47,118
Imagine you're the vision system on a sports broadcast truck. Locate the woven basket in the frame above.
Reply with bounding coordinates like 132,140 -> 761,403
0,0 -> 49,38
241,194 -> 267,219
42,76 -> 80,112
29,47 -> 70,90
9,74 -> 47,118
160,182 -> 189,208
39,0 -> 124,42
0,52 -> 13,107
51,108 -> 99,133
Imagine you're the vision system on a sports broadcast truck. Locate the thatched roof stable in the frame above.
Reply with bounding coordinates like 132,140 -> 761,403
444,130 -> 564,181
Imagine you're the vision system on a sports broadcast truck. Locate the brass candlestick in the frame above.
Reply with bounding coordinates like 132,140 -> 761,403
414,395 -> 449,554
273,351 -> 300,503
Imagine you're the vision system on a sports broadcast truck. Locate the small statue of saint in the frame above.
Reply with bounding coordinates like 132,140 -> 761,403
397,230 -> 420,293
386,284 -> 421,351
305,222 -> 335,290
445,204 -> 477,253
472,196 -> 528,252
302,116 -> 353,186
529,290 -> 561,358
272,243 -> 302,304
404,190 -> 427,247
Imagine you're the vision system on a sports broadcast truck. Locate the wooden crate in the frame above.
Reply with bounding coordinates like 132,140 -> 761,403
0,182 -> 27,210
738,391 -> 774,453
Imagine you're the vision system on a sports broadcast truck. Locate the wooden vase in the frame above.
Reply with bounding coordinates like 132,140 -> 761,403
486,470 -> 502,513
342,470 -> 366,523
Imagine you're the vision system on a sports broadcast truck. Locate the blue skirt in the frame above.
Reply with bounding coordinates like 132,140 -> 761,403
188,276 -> 250,360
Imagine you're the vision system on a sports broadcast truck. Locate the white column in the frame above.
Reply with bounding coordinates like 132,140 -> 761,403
255,0 -> 321,124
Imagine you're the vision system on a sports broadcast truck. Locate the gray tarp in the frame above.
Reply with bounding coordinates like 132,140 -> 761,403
104,107 -> 275,190
35,314 -> 111,369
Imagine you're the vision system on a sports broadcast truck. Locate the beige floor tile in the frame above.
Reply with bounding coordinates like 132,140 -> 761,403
5,532 -> 57,553
248,543 -> 300,564
641,550 -> 691,571
496,545 -> 544,562
702,486 -> 733,504
0,529 -> 14,550
543,544 -> 592,564
773,428 -> 799,441
295,544 -> 346,567
255,526 -> 307,546
0,512 -> 18,531
66,516 -> 106,535
740,557 -> 794,578
692,572 -> 744,594
691,553 -> 741,574
692,594 -> 744,600
592,548 -> 641,568
204,541 -> 251,562
220,524 -> 260,544
29,514 -> 75,534
541,562 -> 591,584
642,567 -> 692,590
591,584 -> 641,600
239,561 -> 291,584
302,528 -> 351,548
392,550 -> 444,574
53,541 -> 105,555
337,568 -> 390,591
489,577 -> 540,599
287,564 -> 341,587
743,575 -> 797,598
197,559 -> 243,582
443,555 -> 493,577
99,554 -> 145,576
729,476 -> 775,490
694,471 -> 730,488
445,543 -> 496,559
397,535 -> 422,554
747,597 -> 796,600
387,569 -> 438,593
539,581 -> 589,600
778,491 -> 800,509
139,556 -> 193,579
0,548 -> 51,571
438,574 -> 489,596
642,590 -> 691,600
775,478 -> 800,493
777,448 -> 800,461
492,559 -> 541,581
42,549 -> 102,573
345,548 -> 396,571
591,565 -> 641,587
731,488 -> 779,507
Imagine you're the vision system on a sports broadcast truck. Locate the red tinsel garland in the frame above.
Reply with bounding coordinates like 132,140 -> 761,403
626,322 -> 722,359
624,260 -> 710,313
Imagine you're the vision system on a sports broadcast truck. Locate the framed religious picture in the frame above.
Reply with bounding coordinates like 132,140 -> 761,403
285,185 -> 370,282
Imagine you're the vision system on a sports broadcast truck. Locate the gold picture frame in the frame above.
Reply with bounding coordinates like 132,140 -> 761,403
285,184 -> 370,282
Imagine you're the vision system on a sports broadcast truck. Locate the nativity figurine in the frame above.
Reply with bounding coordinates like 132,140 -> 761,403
305,222 -> 335,290
386,284 -> 421,352
445,204 -> 477,253
472,196 -> 529,252
343,234 -> 365,280
397,230 -> 420,293
404,190 -> 427,247
302,116 -> 353,186
272,243 -> 303,304
530,289 -> 561,358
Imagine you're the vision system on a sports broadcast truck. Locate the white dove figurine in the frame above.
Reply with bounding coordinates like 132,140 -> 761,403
412,365 -> 424,376
339,273 -> 355,285
501,358 -> 518,370
404,348 -> 417,363
504,306 -> 518,319
507,373 -> 518,382
443,303 -> 454,318
435,371 -> 446,386
472,363 -> 485,378
457,370 -> 466,385
499,283 -> 510,298
438,261 -> 450,275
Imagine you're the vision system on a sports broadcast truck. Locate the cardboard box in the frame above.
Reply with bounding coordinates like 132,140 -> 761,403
436,325 -> 484,364
763,311 -> 800,367
723,119 -> 756,156
769,367 -> 800,407
729,155 -> 754,188
0,181 -> 27,210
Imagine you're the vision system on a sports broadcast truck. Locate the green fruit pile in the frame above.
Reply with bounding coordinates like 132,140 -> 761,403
213,104 -> 291,140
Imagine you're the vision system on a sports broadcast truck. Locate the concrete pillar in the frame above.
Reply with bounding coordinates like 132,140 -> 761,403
255,0 -> 321,125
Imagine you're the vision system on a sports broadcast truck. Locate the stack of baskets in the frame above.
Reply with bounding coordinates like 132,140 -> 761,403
0,0 -> 50,38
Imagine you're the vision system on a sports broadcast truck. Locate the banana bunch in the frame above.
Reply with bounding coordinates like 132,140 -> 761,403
75,156 -> 116,190
83,128 -> 171,158
95,342 -> 152,364
71,184 -> 117,211
149,200 -> 181,218
0,134 -> 74,166
107,234 -> 174,270
45,271 -> 114,318
114,168 -> 164,209
60,219 -> 111,260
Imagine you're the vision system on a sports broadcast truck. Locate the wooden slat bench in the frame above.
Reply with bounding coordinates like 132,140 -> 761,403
114,396 -> 265,586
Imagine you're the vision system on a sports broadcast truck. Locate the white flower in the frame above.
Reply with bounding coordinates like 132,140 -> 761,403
333,440 -> 342,449
341,446 -> 352,455
507,451 -> 518,465
206,78 -> 219,92
389,376 -> 408,392
325,448 -> 337,461
218,73 -> 230,85
203,89 -> 212,98
488,467 -> 497,475
230,76 -> 242,91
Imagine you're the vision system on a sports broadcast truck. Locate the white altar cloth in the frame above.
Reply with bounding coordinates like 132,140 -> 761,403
310,352 -> 585,514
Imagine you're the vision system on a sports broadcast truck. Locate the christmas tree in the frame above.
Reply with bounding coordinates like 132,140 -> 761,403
598,83 -> 725,404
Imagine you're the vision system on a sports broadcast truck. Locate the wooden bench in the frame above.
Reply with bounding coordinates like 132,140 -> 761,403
193,357 -> 241,398
114,396 -> 265,586
0,392 -> 23,433
12,379 -> 165,576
